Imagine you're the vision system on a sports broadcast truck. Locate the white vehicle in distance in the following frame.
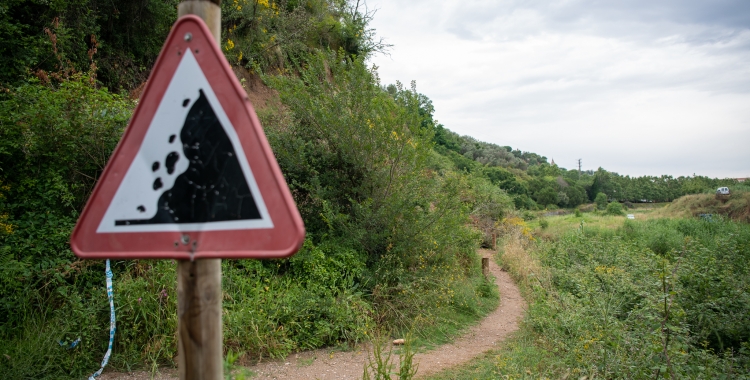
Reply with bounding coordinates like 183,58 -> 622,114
716,187 -> 730,195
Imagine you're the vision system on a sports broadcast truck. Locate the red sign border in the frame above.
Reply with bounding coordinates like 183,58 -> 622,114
70,15 -> 305,259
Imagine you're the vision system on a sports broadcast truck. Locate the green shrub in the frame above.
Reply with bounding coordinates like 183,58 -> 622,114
563,185 -> 587,207
513,194 -> 537,210
594,192 -> 608,210
605,201 -> 625,216
521,211 -> 536,221
263,52 -> 503,335
223,239 -> 372,358
0,1 -> 179,91
539,219 -> 549,229
0,76 -> 132,345
534,187 -> 558,206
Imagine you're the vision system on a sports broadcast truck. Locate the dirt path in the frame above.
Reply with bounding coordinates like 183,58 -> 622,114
100,249 -> 525,380
410,249 -> 525,378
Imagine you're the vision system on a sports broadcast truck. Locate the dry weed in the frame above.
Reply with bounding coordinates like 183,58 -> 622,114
499,230 -> 540,283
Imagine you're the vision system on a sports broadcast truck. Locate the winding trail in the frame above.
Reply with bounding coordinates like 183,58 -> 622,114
410,249 -> 525,378
100,249 -> 525,380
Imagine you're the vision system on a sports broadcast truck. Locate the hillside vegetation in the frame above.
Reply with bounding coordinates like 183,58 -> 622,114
432,127 -> 742,210
0,1 -> 745,379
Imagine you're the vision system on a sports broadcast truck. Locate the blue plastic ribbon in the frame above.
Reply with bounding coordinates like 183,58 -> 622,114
89,259 -> 116,380
58,337 -> 81,349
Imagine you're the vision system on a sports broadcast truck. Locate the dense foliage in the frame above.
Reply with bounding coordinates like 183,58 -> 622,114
0,0 -> 384,93
261,51 -> 503,332
0,75 -> 134,377
0,0 -> 180,92
222,0 -> 389,71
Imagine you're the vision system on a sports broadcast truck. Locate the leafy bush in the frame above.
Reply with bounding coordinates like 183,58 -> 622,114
556,191 -> 569,207
0,1 -> 179,91
222,0 -> 388,72
223,239 -> 372,358
483,166 -> 528,196
534,187 -> 557,206
564,185 -> 587,207
0,76 -> 134,377
604,201 -> 624,216
513,194 -> 537,210
0,76 -> 132,332
262,51 -> 499,334
594,192 -> 608,210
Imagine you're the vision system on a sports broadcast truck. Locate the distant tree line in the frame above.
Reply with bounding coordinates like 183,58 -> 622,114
431,127 -> 738,209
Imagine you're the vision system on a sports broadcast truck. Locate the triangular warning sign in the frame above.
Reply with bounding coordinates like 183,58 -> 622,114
71,15 -> 304,259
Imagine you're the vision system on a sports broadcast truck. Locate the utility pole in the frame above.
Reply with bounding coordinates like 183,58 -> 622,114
176,1 -> 223,380
578,158 -> 582,176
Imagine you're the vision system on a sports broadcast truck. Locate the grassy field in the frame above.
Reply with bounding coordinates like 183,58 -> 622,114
527,203 -> 666,237
429,208 -> 750,379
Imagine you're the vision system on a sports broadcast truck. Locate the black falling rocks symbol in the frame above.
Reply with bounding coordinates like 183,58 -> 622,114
116,89 -> 261,226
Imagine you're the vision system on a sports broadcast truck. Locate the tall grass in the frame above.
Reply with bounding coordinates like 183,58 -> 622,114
430,216 -> 750,379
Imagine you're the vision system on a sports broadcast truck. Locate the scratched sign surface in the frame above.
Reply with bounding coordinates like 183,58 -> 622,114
71,15 -> 304,259
98,50 -> 272,233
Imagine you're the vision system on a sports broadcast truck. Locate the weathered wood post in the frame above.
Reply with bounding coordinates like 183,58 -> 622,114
176,2 -> 223,380
482,257 -> 489,278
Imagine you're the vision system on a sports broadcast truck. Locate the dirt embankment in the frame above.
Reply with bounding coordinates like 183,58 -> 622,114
661,192 -> 750,223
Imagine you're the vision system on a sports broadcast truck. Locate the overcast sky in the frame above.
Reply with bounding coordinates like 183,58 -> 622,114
367,0 -> 750,179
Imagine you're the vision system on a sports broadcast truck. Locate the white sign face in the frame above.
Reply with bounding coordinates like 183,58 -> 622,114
97,50 -> 273,233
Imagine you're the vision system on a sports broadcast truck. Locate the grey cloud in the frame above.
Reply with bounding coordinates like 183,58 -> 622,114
368,0 -> 750,178
444,0 -> 750,46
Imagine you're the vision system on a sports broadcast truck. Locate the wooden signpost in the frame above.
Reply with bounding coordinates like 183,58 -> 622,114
70,1 -> 305,379
177,3 -> 223,378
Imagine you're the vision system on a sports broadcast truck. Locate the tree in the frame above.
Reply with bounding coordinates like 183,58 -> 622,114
484,166 -> 528,195
595,192 -> 608,210
564,185 -> 587,207
535,187 -> 558,207
590,167 -> 622,201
